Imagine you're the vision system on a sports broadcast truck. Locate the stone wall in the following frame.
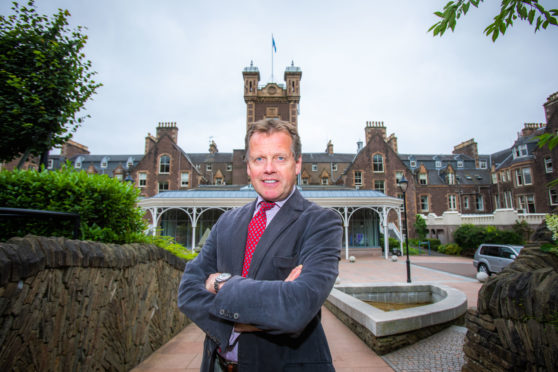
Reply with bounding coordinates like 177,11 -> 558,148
0,235 -> 191,371
462,245 -> 558,371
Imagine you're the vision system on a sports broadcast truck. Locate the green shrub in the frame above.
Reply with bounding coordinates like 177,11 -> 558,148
546,214 -> 558,241
0,166 -> 146,243
415,214 -> 427,241
409,238 -> 420,247
439,243 -> 461,255
453,224 -> 522,257
424,238 -> 441,251
380,237 -> 401,249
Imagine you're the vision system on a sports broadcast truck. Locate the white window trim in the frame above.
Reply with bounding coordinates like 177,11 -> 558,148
181,172 -> 189,187
139,172 -> 147,187
545,157 -> 553,173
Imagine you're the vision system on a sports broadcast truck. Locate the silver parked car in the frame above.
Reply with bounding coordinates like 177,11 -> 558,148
473,243 -> 523,275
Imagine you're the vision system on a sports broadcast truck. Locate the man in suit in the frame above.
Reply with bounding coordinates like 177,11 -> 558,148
178,118 -> 342,371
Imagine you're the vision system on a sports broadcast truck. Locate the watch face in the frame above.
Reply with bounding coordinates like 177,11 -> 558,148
217,273 -> 231,282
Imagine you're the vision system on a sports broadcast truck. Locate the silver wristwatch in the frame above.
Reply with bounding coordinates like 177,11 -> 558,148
214,273 -> 232,293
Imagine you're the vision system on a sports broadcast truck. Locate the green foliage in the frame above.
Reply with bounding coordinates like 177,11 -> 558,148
454,223 -> 523,256
0,166 -> 146,243
429,0 -> 558,41
0,0 -> 101,164
425,238 -> 442,251
437,243 -> 462,255
540,242 -> 558,256
537,134 -> 558,186
136,234 -> 198,261
512,219 -> 532,241
414,214 -> 428,241
380,236 -> 401,249
545,214 -> 558,241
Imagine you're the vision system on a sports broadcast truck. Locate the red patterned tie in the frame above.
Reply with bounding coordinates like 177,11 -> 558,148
241,202 -> 276,277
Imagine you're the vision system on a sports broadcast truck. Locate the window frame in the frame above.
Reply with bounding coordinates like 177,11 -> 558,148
139,172 -> 147,187
420,195 -> 429,212
181,172 -> 189,187
448,194 -> 457,210
373,154 -> 384,173
374,180 -> 385,193
545,157 -> 553,173
354,171 -> 362,186
159,155 -> 170,174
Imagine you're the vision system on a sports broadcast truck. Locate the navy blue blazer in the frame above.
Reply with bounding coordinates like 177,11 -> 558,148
178,189 -> 342,371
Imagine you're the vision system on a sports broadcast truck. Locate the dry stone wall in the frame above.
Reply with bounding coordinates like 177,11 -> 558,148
0,235 -> 190,371
463,245 -> 558,371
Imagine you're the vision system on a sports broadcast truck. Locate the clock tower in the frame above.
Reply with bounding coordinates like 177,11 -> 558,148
242,61 -> 302,131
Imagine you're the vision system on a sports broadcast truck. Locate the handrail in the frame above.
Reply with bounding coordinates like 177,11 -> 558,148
0,207 -> 80,239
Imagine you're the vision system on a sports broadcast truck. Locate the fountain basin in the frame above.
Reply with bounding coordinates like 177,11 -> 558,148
325,283 -> 467,354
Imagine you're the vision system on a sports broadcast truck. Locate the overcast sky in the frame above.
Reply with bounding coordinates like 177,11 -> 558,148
3,0 -> 557,156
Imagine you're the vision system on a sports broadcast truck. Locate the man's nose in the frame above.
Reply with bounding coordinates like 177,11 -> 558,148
263,158 -> 276,173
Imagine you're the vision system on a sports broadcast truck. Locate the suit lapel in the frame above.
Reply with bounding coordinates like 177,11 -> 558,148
228,201 -> 256,275
248,190 -> 305,278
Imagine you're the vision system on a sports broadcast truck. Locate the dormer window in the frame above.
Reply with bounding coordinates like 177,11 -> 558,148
435,160 -> 442,168
126,156 -> 134,169
100,156 -> 109,169
457,161 -> 464,168
410,160 -> 417,168
312,164 -> 317,172
419,173 -> 428,185
513,144 -> 528,159
479,160 -> 487,169
75,156 -> 84,169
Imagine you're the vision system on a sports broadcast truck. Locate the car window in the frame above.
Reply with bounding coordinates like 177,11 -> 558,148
481,245 -> 499,257
501,247 -> 515,259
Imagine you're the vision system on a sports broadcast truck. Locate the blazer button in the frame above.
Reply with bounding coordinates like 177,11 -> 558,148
233,313 -> 239,320
219,309 -> 225,315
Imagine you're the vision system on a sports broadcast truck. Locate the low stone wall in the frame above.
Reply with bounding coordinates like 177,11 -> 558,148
462,245 -> 558,371
0,235 -> 191,371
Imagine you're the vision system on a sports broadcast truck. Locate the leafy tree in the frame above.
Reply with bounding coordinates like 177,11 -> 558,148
429,0 -> 558,41
414,214 -> 428,241
0,0 -> 101,168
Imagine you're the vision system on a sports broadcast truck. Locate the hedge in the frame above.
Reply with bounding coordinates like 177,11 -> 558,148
0,166 -> 146,243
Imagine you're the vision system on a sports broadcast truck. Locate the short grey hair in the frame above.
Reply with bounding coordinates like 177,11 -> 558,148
245,119 -> 302,160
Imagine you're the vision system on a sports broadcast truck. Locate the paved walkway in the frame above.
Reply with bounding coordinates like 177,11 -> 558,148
132,251 -> 481,371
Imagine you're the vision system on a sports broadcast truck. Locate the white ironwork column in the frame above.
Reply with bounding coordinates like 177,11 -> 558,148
344,206 -> 349,260
383,207 -> 389,260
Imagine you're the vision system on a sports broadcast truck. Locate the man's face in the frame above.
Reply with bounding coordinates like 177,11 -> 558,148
246,131 -> 301,202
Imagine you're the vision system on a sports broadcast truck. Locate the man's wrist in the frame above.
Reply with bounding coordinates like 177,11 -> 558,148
214,273 -> 232,293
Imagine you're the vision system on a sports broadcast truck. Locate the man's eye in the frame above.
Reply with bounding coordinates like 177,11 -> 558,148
276,156 -> 285,161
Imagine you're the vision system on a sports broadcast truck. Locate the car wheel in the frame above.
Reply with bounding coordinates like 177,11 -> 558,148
478,263 -> 490,275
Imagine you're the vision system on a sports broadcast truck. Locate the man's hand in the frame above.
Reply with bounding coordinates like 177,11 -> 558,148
233,265 -> 303,333
205,272 -> 221,294
285,264 -> 302,282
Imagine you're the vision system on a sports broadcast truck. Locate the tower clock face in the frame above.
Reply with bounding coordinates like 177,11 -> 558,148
267,85 -> 277,94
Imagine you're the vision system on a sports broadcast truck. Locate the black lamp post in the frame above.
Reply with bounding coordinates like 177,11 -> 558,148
399,175 -> 411,283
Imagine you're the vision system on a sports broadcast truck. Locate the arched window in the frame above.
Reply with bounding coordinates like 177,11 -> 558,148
373,154 -> 384,173
159,155 -> 170,173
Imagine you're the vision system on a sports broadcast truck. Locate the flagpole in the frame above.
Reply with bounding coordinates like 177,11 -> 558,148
271,34 -> 274,83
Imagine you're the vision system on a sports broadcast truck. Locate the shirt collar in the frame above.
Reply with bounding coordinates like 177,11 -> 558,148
256,185 -> 296,209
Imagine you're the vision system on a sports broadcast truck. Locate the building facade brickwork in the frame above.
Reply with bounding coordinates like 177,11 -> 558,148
3,62 -> 557,240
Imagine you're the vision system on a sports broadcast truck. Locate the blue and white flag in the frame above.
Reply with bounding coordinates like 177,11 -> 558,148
272,35 -> 277,53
